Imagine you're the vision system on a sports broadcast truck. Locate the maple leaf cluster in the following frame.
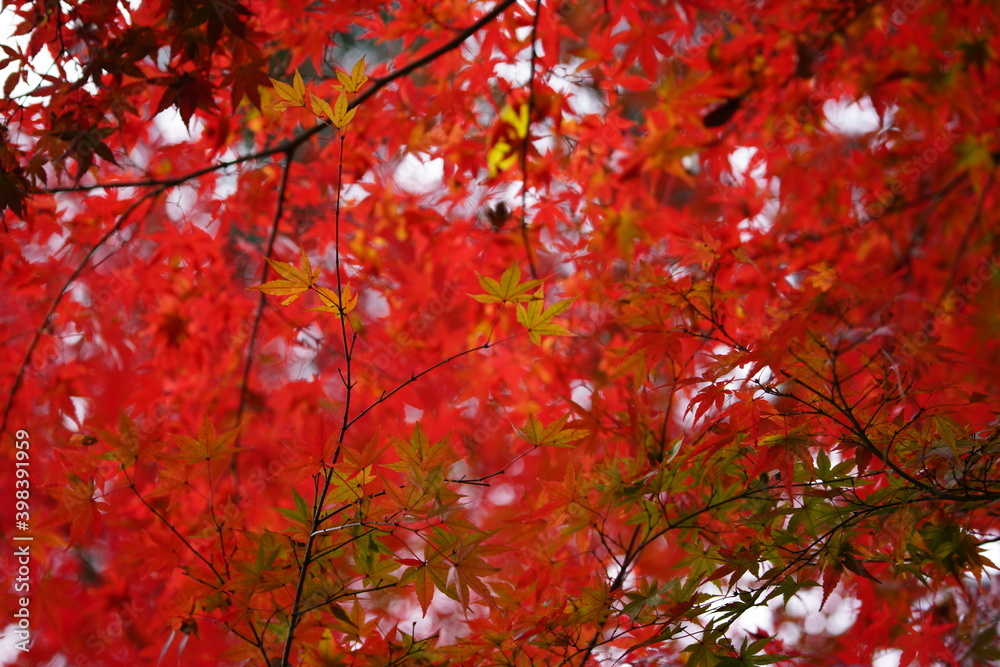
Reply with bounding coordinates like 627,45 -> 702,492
1,0 -> 999,666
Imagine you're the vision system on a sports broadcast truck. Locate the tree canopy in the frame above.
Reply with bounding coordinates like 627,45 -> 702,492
2,0 -> 999,665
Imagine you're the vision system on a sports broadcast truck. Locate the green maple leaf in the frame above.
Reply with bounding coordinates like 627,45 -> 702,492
469,264 -> 543,304
516,288 -> 575,345
516,413 -> 588,448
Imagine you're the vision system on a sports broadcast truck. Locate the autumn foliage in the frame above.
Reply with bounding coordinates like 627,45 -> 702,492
2,0 -> 1000,665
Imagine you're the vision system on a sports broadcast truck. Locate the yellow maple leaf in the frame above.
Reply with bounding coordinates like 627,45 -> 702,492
469,265 -> 543,304
247,250 -> 319,306
310,284 -> 359,317
269,69 -> 306,108
516,413 -> 588,448
515,288 -> 575,346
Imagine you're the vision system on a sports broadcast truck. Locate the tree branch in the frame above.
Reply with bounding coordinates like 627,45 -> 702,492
519,0 -> 542,279
1,187 -> 165,436
233,148 -> 297,462
41,0 -> 521,196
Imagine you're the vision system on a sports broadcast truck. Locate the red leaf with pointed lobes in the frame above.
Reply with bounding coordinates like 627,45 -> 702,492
6,2 -> 1000,665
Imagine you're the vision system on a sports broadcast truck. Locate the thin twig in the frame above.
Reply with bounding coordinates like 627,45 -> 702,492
122,464 -> 225,583
334,132 -> 354,444
281,469 -> 334,666
519,0 -> 543,279
7,0 -> 522,438
280,114 -> 356,667
233,149 -> 297,463
1,188 -> 164,436
932,171 -> 995,312
41,0 -> 521,197
346,334 -> 518,430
